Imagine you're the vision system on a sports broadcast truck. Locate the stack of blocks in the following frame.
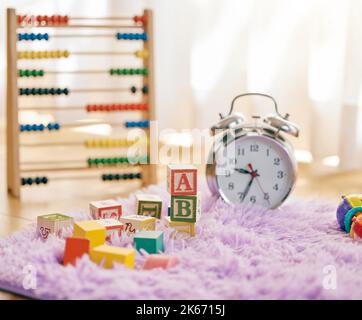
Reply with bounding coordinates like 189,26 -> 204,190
166,164 -> 199,237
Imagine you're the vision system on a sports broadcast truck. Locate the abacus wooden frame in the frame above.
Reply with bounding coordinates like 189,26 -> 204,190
6,8 -> 157,198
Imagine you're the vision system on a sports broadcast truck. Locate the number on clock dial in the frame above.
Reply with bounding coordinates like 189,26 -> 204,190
215,136 -> 295,209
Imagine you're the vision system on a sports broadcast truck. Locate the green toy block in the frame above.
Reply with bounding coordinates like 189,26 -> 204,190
133,231 -> 164,254
136,194 -> 162,219
170,194 -> 199,223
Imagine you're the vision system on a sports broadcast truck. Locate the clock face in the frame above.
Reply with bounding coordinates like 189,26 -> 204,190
214,135 -> 296,209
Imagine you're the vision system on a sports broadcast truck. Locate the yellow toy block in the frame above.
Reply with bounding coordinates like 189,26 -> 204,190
164,216 -> 195,238
119,215 -> 156,236
73,220 -> 106,249
90,245 -> 135,269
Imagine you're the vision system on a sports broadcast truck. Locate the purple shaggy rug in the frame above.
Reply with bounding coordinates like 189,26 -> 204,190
1,181 -> 362,300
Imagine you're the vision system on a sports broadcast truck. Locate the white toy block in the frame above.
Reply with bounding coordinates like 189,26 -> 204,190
90,199 -> 122,220
96,218 -> 123,239
164,216 -> 195,238
167,164 -> 197,196
119,215 -> 156,237
37,213 -> 73,240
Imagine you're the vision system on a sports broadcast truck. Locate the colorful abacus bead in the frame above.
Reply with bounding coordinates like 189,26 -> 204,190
20,123 -> 60,132
109,68 -> 148,76
18,50 -> 70,59
116,32 -> 147,41
18,33 -> 49,41
21,176 -> 48,186
18,69 -> 44,77
336,194 -> 362,233
125,120 -> 150,129
135,50 -> 149,59
88,156 -> 148,167
102,173 -> 142,181
133,15 -> 147,24
19,88 -> 68,96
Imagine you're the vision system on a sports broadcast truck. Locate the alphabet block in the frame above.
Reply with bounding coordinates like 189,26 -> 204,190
167,164 -> 197,195
136,194 -> 162,219
90,245 -> 135,269
96,218 -> 123,239
143,254 -> 179,270
37,213 -> 73,240
73,220 -> 106,249
170,193 -> 200,223
119,215 -> 156,237
164,216 -> 195,237
90,199 -> 122,220
133,231 -> 164,254
63,237 -> 90,266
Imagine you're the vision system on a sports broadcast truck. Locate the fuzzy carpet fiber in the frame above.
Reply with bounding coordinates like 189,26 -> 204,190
1,181 -> 362,300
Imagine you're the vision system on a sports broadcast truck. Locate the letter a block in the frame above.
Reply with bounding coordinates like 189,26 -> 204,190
63,237 -> 90,266
134,231 -> 164,254
90,245 -> 135,269
136,194 -> 162,219
89,199 -> 122,220
167,164 -> 197,195
170,194 -> 199,223
73,220 -> 106,249
37,213 -> 73,240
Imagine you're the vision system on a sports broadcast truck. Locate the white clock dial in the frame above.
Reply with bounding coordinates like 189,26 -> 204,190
215,135 -> 296,209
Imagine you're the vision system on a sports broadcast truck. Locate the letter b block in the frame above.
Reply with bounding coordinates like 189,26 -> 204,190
170,194 -> 199,223
167,165 -> 197,195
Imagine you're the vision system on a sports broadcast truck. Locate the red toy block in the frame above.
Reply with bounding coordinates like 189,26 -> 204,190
143,254 -> 179,270
63,237 -> 90,266
167,165 -> 197,196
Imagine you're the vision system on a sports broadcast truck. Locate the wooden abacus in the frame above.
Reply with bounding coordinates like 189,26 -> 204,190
6,8 -> 157,198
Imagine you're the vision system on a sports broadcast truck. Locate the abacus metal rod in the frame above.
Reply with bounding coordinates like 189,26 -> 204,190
70,16 -> 135,20
71,87 -> 135,93
19,106 -> 84,111
21,164 -> 139,173
72,51 -> 135,55
46,70 -> 108,74
18,24 -> 143,29
19,141 -> 141,147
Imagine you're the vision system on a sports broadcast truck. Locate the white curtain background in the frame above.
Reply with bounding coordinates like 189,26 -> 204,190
1,0 -> 362,171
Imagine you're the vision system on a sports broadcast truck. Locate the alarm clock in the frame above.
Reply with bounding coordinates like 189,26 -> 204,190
206,93 -> 300,209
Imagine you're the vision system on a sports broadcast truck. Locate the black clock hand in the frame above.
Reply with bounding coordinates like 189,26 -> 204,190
234,168 -> 252,175
235,168 -> 260,176
241,176 -> 254,202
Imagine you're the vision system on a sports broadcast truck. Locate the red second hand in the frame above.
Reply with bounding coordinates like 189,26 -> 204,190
248,163 -> 270,202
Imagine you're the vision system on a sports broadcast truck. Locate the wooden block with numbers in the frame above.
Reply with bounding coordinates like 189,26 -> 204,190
96,218 -> 123,239
136,194 -> 162,219
170,193 -> 200,223
63,237 -> 90,266
89,199 -> 122,220
73,220 -> 106,249
119,215 -> 156,236
167,164 -> 197,195
90,245 -> 135,269
164,216 -> 195,237
37,213 -> 73,240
